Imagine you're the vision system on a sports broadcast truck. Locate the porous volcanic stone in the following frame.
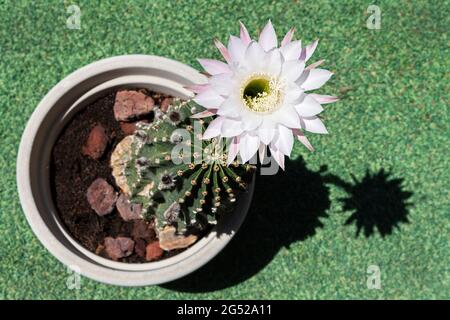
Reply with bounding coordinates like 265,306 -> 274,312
86,178 -> 118,216
113,90 -> 154,121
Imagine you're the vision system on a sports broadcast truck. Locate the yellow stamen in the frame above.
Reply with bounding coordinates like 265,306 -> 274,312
241,73 -> 284,113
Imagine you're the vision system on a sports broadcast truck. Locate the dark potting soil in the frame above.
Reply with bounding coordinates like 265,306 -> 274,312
51,89 -> 184,263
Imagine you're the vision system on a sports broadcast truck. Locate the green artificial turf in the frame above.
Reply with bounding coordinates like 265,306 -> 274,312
0,0 -> 449,299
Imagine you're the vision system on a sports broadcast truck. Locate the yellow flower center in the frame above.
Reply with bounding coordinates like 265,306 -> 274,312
241,73 -> 283,114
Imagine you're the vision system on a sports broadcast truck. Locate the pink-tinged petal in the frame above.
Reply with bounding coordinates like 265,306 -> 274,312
217,96 -> 241,117
269,144 -> 285,170
300,116 -> 328,134
294,94 -> 324,117
299,68 -> 333,91
295,69 -> 309,87
305,59 -> 325,70
197,58 -> 231,75
239,133 -> 260,163
228,35 -> 246,64
184,83 -> 209,94
271,105 -> 301,128
245,41 -> 266,70
227,136 -> 240,165
273,125 -> 294,156
258,144 -> 266,161
191,110 -> 217,119
214,38 -> 232,65
202,117 -> 225,139
221,118 -> 244,137
281,59 -> 305,82
309,94 -> 339,104
209,73 -> 233,95
300,40 -> 318,62
265,48 -> 283,75
280,40 -> 302,61
292,129 -> 314,152
193,89 -> 225,108
281,27 -> 295,46
239,21 -> 251,45
258,20 -> 277,51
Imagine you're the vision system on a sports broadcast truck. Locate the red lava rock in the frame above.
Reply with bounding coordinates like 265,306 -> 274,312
116,193 -> 142,221
134,238 -> 146,258
145,241 -> 163,261
113,90 -> 154,121
131,220 -> 155,242
159,97 -> 172,112
119,120 -> 149,135
82,124 -> 108,160
104,236 -> 135,261
86,178 -> 118,216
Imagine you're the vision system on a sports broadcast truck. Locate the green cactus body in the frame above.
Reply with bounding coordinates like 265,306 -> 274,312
111,99 -> 254,236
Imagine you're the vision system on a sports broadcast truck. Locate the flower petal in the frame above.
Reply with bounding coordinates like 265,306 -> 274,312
191,110 -> 217,119
209,73 -> 234,95
272,125 -> 294,156
300,116 -> 328,134
244,41 -> 266,70
292,129 -> 314,152
193,89 -> 225,108
305,59 -> 325,70
299,68 -> 333,91
197,58 -> 231,75
227,136 -> 240,165
281,59 -> 305,82
202,117 -> 225,139
240,109 -> 263,131
239,133 -> 260,163
280,40 -> 302,61
258,144 -> 266,161
308,93 -> 339,104
271,105 -> 301,128
228,35 -> 246,64
258,120 -> 276,145
221,118 -> 244,137
258,20 -> 277,51
294,94 -> 324,117
265,48 -> 283,75
283,81 -> 303,104
239,21 -> 252,45
217,96 -> 242,117
214,38 -> 232,65
281,27 -> 295,46
300,40 -> 318,62
184,83 -> 209,94
269,144 -> 285,170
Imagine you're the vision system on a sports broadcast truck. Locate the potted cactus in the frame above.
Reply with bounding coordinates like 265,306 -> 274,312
17,20 -> 336,286
17,55 -> 256,286
49,87 -> 255,264
108,99 -> 254,255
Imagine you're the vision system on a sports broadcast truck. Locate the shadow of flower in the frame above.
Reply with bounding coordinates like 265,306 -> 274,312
335,169 -> 413,237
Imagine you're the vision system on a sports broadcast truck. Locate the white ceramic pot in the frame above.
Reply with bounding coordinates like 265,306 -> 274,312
17,55 -> 254,286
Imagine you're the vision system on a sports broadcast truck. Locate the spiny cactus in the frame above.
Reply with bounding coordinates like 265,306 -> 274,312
111,98 -> 254,241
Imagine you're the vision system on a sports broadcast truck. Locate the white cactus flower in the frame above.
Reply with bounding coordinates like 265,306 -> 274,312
190,21 -> 338,169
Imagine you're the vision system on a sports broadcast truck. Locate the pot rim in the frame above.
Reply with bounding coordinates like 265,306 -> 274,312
16,55 -> 254,286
